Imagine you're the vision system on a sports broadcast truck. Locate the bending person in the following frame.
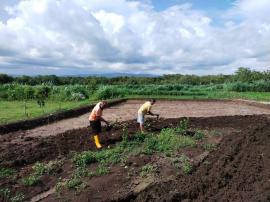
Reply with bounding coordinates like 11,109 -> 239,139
89,100 -> 109,149
137,99 -> 159,133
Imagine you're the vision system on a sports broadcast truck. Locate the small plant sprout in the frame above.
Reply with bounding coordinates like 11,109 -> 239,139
203,143 -> 216,151
0,167 -> 15,178
22,175 -> 40,186
175,118 -> 189,135
178,154 -> 193,174
194,130 -> 205,140
140,164 -> 157,178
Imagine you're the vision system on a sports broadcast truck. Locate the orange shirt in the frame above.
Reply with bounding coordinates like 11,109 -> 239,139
89,102 -> 103,121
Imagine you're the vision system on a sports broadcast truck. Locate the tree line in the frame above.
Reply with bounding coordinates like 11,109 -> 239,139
0,68 -> 269,86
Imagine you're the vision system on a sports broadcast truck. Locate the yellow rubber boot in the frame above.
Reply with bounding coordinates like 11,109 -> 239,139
94,135 -> 102,149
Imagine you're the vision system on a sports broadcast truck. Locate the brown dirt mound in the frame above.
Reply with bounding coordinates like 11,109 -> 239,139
132,117 -> 270,202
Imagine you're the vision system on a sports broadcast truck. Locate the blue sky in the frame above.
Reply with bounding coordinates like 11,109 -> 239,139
0,0 -> 269,75
151,0 -> 238,26
152,0 -> 235,11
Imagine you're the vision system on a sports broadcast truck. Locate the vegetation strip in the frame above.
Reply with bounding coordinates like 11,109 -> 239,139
0,99 -> 126,134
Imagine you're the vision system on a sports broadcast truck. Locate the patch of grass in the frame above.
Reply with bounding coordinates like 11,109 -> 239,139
194,130 -> 205,140
65,175 -> 84,190
10,193 -> 25,202
73,129 -> 141,168
94,164 -> 109,176
209,130 -> 222,136
22,160 -> 64,187
0,167 -> 15,178
175,118 -> 189,135
0,188 -> 25,202
73,151 -> 97,167
132,132 -> 147,143
179,155 -> 193,174
143,134 -> 159,155
63,164 -> 109,192
140,164 -> 157,178
0,100 -> 92,124
95,147 -> 124,165
203,143 -> 216,151
32,162 -> 47,176
172,155 -> 193,174
143,128 -> 196,155
21,175 -> 40,186
73,146 -> 125,168
0,188 -> 11,199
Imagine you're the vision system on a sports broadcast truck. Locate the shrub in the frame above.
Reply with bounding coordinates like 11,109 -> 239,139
94,86 -> 125,100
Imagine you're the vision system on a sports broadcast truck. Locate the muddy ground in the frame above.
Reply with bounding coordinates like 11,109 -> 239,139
1,115 -> 270,202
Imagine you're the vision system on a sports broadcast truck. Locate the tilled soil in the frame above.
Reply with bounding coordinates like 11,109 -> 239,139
133,116 -> 270,202
2,100 -> 270,139
0,115 -> 265,168
1,115 -> 270,202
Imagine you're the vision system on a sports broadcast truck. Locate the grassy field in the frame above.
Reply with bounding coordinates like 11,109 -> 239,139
0,91 -> 269,124
128,91 -> 270,101
0,100 -> 92,124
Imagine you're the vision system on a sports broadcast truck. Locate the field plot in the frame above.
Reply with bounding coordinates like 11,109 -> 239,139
2,99 -> 270,139
0,100 -> 270,202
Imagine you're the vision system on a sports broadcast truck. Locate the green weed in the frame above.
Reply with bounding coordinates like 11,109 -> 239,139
21,175 -> 40,186
0,188 -> 11,199
175,118 -> 189,135
10,193 -> 25,202
140,164 -> 157,178
203,143 -> 216,151
194,130 -> 205,140
0,167 -> 15,178
179,155 -> 193,174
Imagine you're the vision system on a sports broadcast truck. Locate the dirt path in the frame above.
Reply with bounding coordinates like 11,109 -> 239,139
2,100 -> 270,140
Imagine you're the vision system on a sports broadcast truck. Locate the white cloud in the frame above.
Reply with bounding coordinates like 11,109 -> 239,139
0,0 -> 269,75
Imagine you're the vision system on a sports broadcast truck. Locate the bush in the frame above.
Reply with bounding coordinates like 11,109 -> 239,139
225,80 -> 270,92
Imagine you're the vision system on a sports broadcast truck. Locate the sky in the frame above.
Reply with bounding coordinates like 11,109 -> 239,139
0,0 -> 269,75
